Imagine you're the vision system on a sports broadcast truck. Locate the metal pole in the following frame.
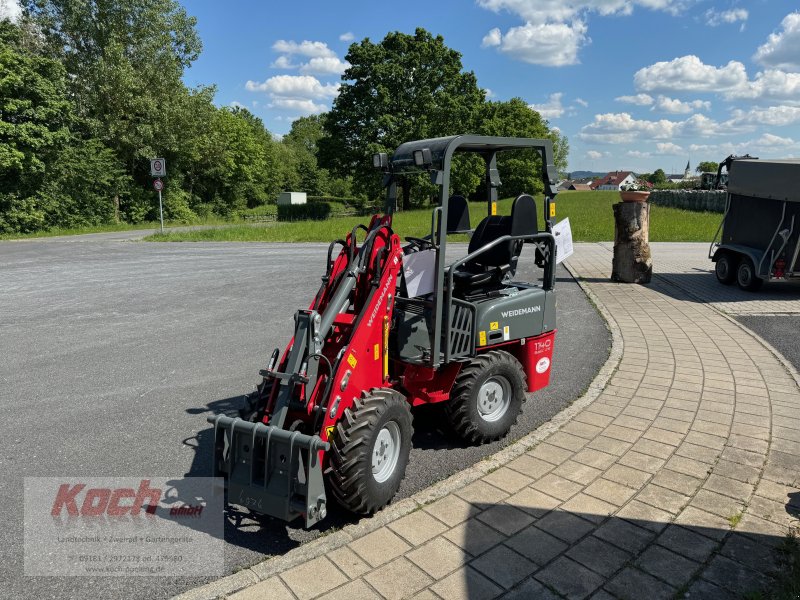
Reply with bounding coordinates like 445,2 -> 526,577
158,189 -> 164,234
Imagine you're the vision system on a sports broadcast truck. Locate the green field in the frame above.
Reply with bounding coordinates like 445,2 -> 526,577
143,191 -> 722,243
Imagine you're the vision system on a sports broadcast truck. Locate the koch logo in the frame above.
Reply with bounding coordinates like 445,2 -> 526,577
51,479 -> 161,517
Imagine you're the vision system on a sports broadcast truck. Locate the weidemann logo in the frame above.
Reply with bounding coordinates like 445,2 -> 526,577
501,306 -> 541,318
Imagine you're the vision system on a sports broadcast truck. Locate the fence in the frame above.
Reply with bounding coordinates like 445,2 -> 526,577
648,190 -> 727,213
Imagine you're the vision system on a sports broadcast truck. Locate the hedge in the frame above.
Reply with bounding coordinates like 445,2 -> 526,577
649,190 -> 726,213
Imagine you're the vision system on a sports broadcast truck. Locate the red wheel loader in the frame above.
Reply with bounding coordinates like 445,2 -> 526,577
209,135 -> 559,527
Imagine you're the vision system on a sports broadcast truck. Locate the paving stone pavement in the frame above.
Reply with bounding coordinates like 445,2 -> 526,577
179,243 -> 800,600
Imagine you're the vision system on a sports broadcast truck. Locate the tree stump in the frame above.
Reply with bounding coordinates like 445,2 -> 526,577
611,201 -> 652,284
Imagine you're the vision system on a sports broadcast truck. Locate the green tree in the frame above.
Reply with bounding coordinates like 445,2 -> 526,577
648,168 -> 667,185
696,161 -> 719,174
319,28 -> 485,209
478,98 -> 569,197
0,21 -> 71,232
23,0 -> 202,177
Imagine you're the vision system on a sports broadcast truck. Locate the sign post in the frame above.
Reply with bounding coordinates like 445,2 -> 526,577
153,178 -> 164,234
150,159 -> 166,233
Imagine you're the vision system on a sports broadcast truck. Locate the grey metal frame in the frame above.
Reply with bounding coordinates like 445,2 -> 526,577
382,135 -> 559,367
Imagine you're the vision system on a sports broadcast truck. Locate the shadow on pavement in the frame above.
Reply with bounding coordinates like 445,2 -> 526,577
447,502 -> 797,600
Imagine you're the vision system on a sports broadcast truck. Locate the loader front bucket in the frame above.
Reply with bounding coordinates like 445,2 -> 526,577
208,415 -> 330,528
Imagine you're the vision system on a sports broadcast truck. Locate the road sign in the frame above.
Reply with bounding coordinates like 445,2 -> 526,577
150,158 -> 166,177
153,178 -> 164,191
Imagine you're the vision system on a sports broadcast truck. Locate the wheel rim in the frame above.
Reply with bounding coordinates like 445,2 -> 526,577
372,421 -> 401,483
477,376 -> 511,422
739,263 -> 752,286
717,258 -> 729,279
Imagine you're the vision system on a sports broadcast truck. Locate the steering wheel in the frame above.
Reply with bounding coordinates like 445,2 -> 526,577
405,236 -> 434,250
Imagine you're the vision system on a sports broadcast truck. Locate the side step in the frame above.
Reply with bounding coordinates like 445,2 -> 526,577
208,415 -> 330,528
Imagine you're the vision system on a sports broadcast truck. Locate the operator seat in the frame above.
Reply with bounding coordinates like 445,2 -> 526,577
452,194 -> 538,296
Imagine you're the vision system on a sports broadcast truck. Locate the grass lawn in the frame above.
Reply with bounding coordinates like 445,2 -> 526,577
0,215 -> 236,241
143,191 -> 722,243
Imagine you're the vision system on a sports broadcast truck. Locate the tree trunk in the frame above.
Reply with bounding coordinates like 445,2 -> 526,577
611,201 -> 652,284
113,195 -> 120,223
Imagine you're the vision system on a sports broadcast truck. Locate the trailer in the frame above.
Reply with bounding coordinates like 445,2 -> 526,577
709,156 -> 800,291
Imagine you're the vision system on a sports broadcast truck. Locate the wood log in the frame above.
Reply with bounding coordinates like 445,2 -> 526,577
611,201 -> 652,284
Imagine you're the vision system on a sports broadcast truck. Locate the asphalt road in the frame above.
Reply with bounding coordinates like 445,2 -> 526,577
736,315 -> 800,373
0,232 -> 610,599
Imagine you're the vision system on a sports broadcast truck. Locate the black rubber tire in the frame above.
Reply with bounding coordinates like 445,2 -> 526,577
737,257 -> 763,292
715,252 -> 737,285
327,388 -> 413,514
445,350 -> 527,445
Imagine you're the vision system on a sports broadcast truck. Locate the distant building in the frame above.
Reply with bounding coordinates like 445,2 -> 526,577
592,171 -> 636,191
667,161 -> 692,184
557,180 -> 593,191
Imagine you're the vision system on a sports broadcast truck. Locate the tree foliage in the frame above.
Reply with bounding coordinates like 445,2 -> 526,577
696,161 -> 719,174
0,13 -> 568,234
320,28 -> 486,208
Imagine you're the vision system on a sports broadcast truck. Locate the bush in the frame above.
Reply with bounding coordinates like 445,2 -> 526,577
277,202 -> 331,221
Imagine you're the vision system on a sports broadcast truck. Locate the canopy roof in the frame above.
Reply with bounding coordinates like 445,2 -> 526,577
389,135 -> 558,196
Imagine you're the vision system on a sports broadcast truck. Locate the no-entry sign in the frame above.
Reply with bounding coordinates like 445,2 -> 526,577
150,158 -> 166,177
153,178 -> 164,191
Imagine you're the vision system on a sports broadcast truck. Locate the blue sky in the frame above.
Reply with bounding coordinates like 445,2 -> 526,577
178,1 -> 799,175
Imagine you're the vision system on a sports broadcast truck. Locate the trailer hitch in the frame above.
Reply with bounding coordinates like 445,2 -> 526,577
209,415 -> 330,528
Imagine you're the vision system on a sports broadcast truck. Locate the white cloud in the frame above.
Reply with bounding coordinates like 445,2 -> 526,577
655,142 -> 683,154
299,57 -> 350,75
634,55 -> 748,93
529,93 -> 565,118
229,101 -> 246,109
268,98 -> 328,114
246,75 -> 340,116
477,1 -> 691,65
626,150 -> 651,158
339,32 -> 355,42
482,27 -> 502,48
586,150 -> 604,159
579,111 -> 746,144
271,55 -> 298,69
690,134 -> 799,156
751,133 -> 795,147
633,54 -> 800,104
753,12 -> 800,71
652,96 -> 711,114
705,8 -> 748,27
476,0 -> 691,24
727,69 -> 800,104
489,21 -> 589,66
730,105 -> 800,126
246,75 -> 340,98
0,0 -> 21,21
484,88 -> 497,98
574,97 -> 589,107
615,93 -> 654,105
272,40 -> 336,58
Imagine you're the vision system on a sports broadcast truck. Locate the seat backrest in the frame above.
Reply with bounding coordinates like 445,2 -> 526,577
465,194 -> 539,271
467,215 -> 513,268
510,194 -> 538,236
507,193 -> 539,277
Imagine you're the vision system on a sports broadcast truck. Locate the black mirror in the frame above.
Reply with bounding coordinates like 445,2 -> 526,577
413,148 -> 432,167
372,153 -> 388,170
447,195 -> 471,234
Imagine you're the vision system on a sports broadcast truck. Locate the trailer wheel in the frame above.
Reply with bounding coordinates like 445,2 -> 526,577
737,257 -> 763,292
445,350 -> 526,445
714,252 -> 737,285
327,388 -> 412,514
